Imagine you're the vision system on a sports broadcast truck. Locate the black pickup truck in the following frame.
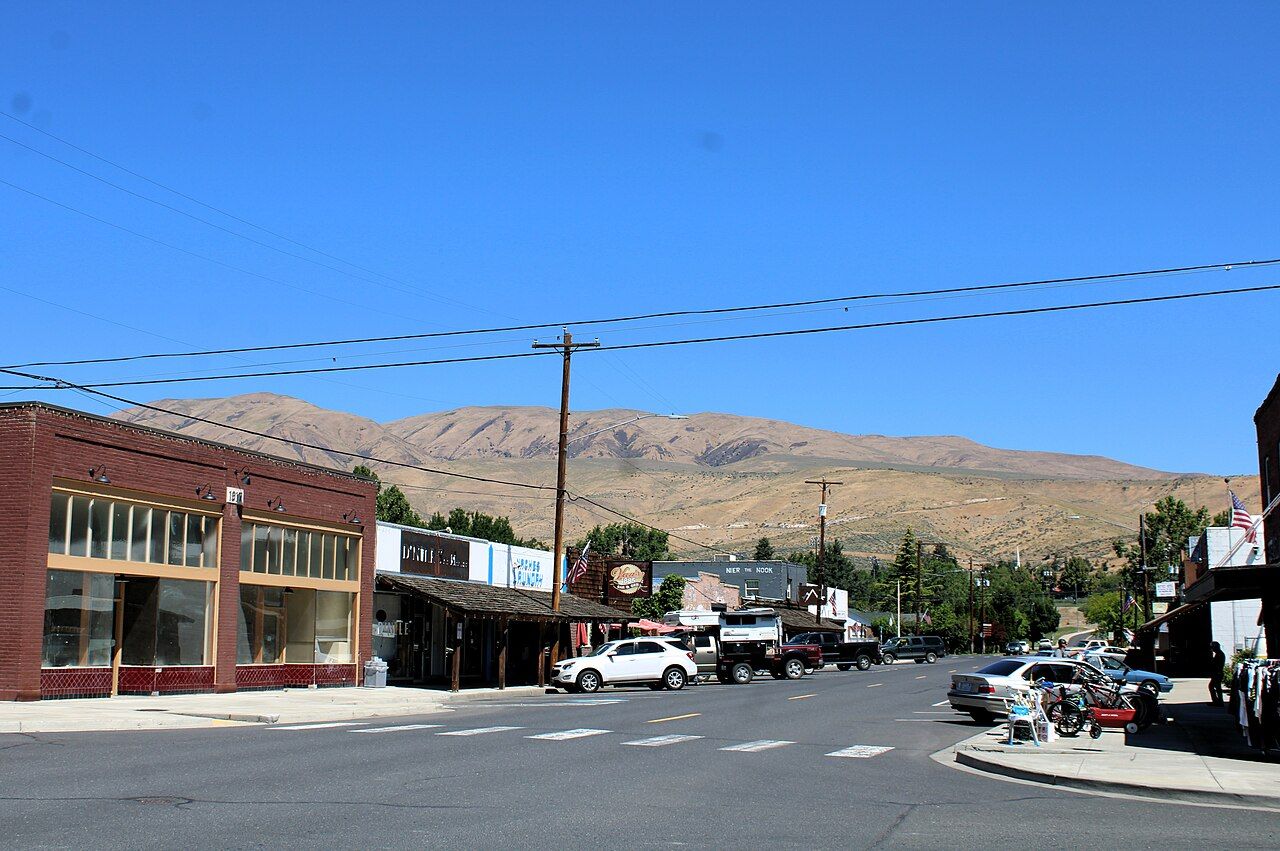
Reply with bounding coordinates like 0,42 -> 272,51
785,632 -> 881,671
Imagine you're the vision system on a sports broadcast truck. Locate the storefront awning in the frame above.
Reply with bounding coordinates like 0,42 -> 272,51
1182,564 -> 1278,606
1137,600 -> 1207,632
376,573 -> 624,622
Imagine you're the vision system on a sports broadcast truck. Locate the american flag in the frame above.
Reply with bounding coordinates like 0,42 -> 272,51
1121,592 -> 1136,613
1229,490 -> 1257,543
567,542 -> 590,585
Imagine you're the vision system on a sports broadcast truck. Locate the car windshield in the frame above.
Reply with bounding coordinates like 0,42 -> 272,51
976,660 -> 1025,676
884,638 -> 903,647
588,642 -> 618,657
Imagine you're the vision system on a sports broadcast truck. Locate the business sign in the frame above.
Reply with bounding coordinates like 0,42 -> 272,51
400,530 -> 468,580
1155,581 -> 1178,599
604,559 -> 652,605
1152,602 -> 1169,615
798,583 -> 821,606
511,554 -> 546,589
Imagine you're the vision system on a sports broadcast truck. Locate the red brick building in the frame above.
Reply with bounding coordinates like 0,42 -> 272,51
0,403 -> 377,700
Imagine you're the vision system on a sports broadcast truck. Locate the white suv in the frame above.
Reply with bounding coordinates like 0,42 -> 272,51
552,638 -> 697,693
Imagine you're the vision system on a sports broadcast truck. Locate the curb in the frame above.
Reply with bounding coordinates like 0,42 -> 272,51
173,711 -> 280,724
953,747 -> 1280,810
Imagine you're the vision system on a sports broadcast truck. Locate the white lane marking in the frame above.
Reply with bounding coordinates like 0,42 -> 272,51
915,675 -> 927,680
525,728 -> 611,741
437,726 -> 523,737
272,722 -> 360,731
932,700 -> 949,707
622,734 -> 704,747
827,745 -> 894,758
350,724 -> 442,733
720,739 -> 794,753
867,683 -> 883,688
948,669 -> 957,673
475,700 -> 624,707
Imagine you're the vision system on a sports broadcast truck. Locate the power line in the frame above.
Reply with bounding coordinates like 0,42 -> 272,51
9,278 -> 1280,390
6,256 -> 1274,369
0,119 -> 501,316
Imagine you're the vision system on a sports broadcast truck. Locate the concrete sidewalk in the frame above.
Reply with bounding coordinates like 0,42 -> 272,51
0,685 -> 549,733
947,678 -> 1280,810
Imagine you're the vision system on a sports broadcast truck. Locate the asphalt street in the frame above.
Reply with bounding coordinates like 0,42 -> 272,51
1,655 -> 1275,849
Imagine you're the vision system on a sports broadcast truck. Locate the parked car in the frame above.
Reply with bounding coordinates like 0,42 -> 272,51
787,632 -> 881,671
880,635 -> 946,664
1036,639 -> 1054,651
1083,653 -> 1173,694
551,638 -> 697,693
948,656 -> 1114,723
1004,640 -> 1030,655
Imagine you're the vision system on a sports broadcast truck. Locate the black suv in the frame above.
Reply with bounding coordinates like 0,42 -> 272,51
880,635 -> 946,664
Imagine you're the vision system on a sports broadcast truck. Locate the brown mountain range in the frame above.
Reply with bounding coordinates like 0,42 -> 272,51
113,393 -> 1254,565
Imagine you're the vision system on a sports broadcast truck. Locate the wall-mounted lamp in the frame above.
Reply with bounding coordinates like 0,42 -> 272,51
233,468 -> 251,486
88,465 -> 110,485
343,510 -> 363,524
267,496 -> 286,513
195,484 -> 218,501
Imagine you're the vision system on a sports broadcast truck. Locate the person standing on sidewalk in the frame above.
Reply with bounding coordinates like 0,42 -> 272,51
1208,641 -> 1226,705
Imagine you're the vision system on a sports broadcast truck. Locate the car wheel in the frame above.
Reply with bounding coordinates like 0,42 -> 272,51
968,709 -> 994,724
1139,680 -> 1160,697
837,664 -> 852,671
856,655 -> 873,671
576,670 -> 601,694
784,658 -> 805,680
663,666 -> 687,691
882,653 -> 896,665
731,662 -> 754,684
925,652 -> 937,664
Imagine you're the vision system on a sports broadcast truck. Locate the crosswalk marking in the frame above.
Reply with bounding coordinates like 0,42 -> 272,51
622,734 -> 704,747
525,728 -> 611,741
437,726 -> 523,737
932,700 -> 950,707
350,724 -> 442,733
720,739 -> 793,753
826,745 -> 893,759
272,722 -> 360,731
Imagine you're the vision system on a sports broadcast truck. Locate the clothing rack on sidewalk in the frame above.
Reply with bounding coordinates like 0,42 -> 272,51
1229,658 -> 1280,756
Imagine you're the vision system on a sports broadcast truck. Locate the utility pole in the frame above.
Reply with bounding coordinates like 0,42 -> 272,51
532,329 -> 600,622
896,579 -> 901,638
967,556 -> 975,654
978,571 -> 987,654
914,541 -> 923,635
804,478 -> 842,624
1138,512 -> 1150,623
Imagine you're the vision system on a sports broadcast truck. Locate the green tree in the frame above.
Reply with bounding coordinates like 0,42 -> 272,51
578,523 -> 671,560
423,507 -> 543,548
1058,556 -> 1093,600
631,573 -> 687,619
1082,590 -> 1124,634
753,537 -> 775,561
1211,508 -> 1231,528
1113,497 -> 1211,581
376,486 -> 424,527
352,464 -> 380,487
787,539 -> 854,591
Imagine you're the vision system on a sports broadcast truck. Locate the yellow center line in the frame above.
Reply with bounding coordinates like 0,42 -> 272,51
647,712 -> 701,724
787,693 -> 817,701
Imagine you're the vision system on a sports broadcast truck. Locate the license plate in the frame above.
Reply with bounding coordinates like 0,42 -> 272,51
957,681 -> 974,693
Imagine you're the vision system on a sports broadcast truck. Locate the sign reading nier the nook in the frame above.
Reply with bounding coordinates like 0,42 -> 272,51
400,530 -> 469,580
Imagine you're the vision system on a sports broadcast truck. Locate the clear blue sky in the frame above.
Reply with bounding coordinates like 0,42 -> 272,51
4,4 -> 1279,476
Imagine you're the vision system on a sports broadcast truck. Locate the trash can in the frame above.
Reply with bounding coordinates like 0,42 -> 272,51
363,657 -> 388,688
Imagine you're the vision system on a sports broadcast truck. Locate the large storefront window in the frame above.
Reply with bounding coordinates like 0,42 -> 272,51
239,521 -> 357,581
236,586 -> 354,664
41,570 -> 114,668
120,577 -> 213,666
48,492 -> 220,568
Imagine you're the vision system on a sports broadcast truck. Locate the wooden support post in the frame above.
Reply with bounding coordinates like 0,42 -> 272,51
450,613 -> 462,693
536,622 -> 546,688
498,615 -> 508,690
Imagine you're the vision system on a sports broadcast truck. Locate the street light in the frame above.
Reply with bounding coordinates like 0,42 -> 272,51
566,413 -> 688,446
